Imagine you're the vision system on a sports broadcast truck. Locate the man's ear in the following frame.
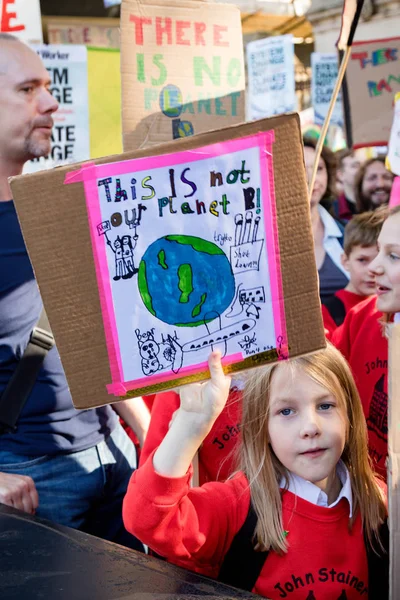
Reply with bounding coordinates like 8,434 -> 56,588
341,252 -> 350,272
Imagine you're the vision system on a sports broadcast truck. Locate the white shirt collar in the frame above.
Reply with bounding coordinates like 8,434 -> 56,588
280,461 -> 353,517
318,205 -> 343,241
394,313 -> 400,324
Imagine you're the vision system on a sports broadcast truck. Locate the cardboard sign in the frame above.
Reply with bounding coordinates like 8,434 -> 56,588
387,92 -> 400,176
311,53 -> 343,128
246,35 -> 296,120
10,115 -> 325,407
66,132 -> 285,396
24,45 -> 90,174
343,37 -> 400,148
0,0 -> 42,43
389,324 -> 400,598
120,0 -> 245,151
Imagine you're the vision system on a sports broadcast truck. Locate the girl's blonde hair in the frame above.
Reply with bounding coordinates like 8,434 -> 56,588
239,342 -> 387,554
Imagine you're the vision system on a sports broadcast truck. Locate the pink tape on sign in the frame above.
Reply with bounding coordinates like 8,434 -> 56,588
389,176 -> 400,208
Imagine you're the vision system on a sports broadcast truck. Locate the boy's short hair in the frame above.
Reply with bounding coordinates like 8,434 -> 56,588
335,148 -> 355,170
343,208 -> 388,256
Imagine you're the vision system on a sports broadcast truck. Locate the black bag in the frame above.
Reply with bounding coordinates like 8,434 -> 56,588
0,309 -> 54,434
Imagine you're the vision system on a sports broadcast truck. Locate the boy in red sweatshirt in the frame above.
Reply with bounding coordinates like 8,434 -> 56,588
323,210 -> 386,336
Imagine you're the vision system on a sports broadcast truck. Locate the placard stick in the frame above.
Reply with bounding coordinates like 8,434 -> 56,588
308,45 -> 351,199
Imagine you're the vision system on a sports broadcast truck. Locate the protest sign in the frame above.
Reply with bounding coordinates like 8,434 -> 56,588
246,35 -> 296,121
0,0 -> 42,43
120,0 -> 245,151
10,114 -> 325,407
387,92 -> 400,176
87,47 -> 123,159
343,37 -> 400,148
311,53 -> 343,128
66,132 -> 284,396
46,16 -> 120,49
24,45 -> 90,174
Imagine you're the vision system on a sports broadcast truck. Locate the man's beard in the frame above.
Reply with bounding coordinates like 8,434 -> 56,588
23,131 -> 52,160
23,117 -> 54,160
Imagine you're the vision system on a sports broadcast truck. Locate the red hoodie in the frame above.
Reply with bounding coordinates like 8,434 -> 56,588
322,289 -> 368,337
140,387 -> 242,484
332,296 -> 387,478
123,456 -> 372,599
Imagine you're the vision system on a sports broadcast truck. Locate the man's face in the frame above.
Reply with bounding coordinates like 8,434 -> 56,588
361,161 -> 393,207
0,41 -> 59,165
339,155 -> 360,188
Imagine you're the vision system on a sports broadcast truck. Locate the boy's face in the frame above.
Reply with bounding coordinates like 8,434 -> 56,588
341,245 -> 378,296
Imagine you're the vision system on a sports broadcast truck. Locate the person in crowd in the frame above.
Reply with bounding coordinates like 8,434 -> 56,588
334,148 -> 361,222
322,209 -> 386,335
332,205 -> 400,479
0,33 -> 148,550
355,157 -> 394,213
123,347 -> 388,599
303,137 -> 349,303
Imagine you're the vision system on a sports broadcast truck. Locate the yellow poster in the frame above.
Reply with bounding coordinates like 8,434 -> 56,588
87,47 -> 122,158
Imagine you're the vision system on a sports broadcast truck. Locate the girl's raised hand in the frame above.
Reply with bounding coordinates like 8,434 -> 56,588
177,351 -> 231,436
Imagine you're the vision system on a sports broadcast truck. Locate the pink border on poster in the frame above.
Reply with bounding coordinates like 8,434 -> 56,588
66,132 -> 287,396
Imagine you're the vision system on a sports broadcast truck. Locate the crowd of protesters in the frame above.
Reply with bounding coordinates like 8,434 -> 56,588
0,33 -> 398,600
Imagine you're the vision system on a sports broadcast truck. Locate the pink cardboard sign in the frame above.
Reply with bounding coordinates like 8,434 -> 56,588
66,132 -> 287,396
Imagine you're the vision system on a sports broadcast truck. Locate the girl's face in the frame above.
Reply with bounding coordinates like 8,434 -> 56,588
268,364 -> 346,495
304,146 -> 328,208
369,212 -> 400,314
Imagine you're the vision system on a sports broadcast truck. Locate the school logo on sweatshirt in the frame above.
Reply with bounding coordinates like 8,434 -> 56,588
366,374 -> 388,442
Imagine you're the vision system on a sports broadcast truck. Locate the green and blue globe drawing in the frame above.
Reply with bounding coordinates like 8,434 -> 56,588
138,235 -> 235,327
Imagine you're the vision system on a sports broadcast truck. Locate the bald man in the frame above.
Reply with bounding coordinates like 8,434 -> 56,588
0,34 -> 147,551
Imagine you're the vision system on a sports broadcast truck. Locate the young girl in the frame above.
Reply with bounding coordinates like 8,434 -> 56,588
123,344 -> 388,599
332,205 -> 400,479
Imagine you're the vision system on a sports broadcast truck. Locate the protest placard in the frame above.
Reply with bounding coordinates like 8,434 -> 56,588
246,35 -> 296,121
343,37 -> 400,148
387,92 -> 400,176
311,52 -> 343,128
10,114 -> 325,406
0,0 -> 42,42
24,45 -> 90,173
66,131 -> 284,395
120,0 -> 245,151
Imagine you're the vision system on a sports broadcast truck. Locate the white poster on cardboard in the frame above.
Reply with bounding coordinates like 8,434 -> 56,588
24,45 -> 90,174
0,0 -> 42,43
388,92 -> 400,177
311,52 -> 344,128
246,35 -> 296,120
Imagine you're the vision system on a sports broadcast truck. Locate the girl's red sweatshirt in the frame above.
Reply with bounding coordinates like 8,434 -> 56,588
123,455 -> 371,600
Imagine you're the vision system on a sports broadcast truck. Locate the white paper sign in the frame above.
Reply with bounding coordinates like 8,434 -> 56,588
246,35 -> 296,120
311,53 -> 344,128
0,0 -> 42,43
388,92 -> 400,177
25,45 -> 90,174
77,132 -> 287,396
